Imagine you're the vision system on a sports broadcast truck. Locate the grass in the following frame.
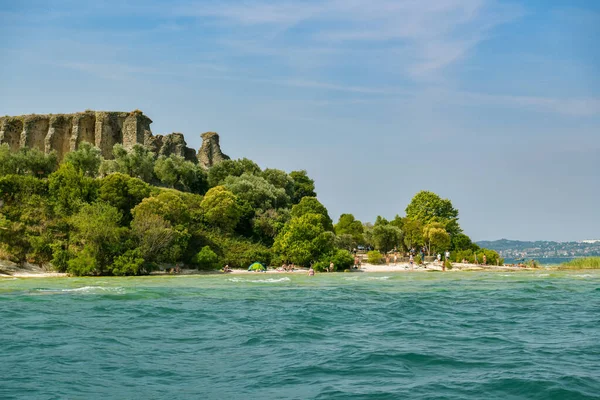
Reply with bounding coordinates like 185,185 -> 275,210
559,257 -> 600,269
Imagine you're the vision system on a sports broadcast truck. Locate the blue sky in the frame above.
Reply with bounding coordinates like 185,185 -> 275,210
1,0 -> 599,241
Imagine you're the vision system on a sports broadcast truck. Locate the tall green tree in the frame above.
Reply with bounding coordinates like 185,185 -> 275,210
372,217 -> 403,253
273,213 -> 335,266
423,222 -> 450,255
69,202 -> 124,273
48,163 -> 97,216
402,218 -> 423,250
334,213 -> 364,245
98,173 -> 151,223
405,191 -> 459,224
289,170 -> 316,203
200,186 -> 242,233
290,197 -> 333,231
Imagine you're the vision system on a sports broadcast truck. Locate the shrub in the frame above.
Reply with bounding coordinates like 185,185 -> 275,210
414,254 -> 422,265
67,248 -> 98,276
367,250 -> 382,264
319,249 -> 353,271
313,261 -> 329,272
195,246 -> 219,270
111,249 -> 145,276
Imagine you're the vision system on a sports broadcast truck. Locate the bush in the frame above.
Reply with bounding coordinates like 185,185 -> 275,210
195,246 -> 219,270
414,254 -> 422,265
367,250 -> 382,264
111,249 -> 145,276
67,248 -> 98,276
313,261 -> 329,272
322,249 -> 353,271
475,248 -> 503,265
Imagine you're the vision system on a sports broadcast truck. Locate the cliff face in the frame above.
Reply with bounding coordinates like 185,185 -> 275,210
198,131 -> 230,169
0,110 -> 224,167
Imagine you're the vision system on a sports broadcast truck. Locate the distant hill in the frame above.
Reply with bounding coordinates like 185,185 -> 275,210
477,239 -> 600,259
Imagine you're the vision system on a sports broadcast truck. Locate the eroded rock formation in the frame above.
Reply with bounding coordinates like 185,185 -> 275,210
198,131 -> 230,169
0,110 -> 228,168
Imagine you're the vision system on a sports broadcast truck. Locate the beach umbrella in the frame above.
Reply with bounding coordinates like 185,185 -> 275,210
247,262 -> 266,271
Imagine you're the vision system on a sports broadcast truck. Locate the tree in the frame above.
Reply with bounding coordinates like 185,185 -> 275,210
402,218 -> 423,250
405,191 -> 461,235
101,144 -> 155,182
207,158 -> 261,187
10,147 -> 58,177
372,217 -> 403,253
48,163 -> 97,216
289,170 -> 316,203
334,214 -> 364,245
373,224 -> 403,253
98,173 -> 151,223
290,197 -> 333,231
451,233 -> 478,252
195,246 -> 219,269
200,186 -> 242,232
154,155 -> 208,194
132,191 -> 190,226
252,208 -> 290,244
261,168 -> 294,197
223,173 -> 289,210
273,213 -> 335,266
64,142 -> 102,177
111,249 -> 146,276
130,209 -> 180,263
70,202 -> 124,272
423,222 -> 450,255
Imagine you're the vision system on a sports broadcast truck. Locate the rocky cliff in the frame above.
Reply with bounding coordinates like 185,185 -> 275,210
0,110 -> 228,168
198,131 -> 230,169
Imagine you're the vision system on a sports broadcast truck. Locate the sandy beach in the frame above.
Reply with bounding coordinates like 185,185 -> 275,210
0,260 -> 535,278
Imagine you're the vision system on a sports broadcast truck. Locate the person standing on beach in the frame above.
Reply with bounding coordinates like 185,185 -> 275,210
409,254 -> 414,270
483,254 -> 487,265
308,266 -> 315,276
445,250 -> 450,262
393,253 -> 398,265
329,261 -> 334,272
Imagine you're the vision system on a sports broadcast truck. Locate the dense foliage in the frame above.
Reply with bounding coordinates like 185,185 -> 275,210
0,143 -> 500,275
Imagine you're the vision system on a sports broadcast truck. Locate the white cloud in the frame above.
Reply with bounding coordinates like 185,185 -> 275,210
171,0 -> 524,78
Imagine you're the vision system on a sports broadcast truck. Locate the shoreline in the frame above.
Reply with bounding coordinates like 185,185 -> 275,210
0,262 -> 539,278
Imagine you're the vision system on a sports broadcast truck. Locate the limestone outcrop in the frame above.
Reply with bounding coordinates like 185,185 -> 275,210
0,110 -> 227,168
198,131 -> 230,169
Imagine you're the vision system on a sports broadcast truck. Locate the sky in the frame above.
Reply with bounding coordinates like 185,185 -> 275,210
0,0 -> 599,242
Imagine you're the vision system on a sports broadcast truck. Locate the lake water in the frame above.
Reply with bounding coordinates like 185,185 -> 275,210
1,271 -> 599,399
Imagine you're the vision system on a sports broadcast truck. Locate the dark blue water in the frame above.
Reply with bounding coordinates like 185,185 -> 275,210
1,271 -> 599,399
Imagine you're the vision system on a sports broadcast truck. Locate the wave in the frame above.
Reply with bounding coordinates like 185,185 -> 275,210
36,286 -> 125,294
227,277 -> 291,283
367,276 -> 390,281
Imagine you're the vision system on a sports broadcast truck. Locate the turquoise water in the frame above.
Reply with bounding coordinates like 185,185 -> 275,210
1,271 -> 599,399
